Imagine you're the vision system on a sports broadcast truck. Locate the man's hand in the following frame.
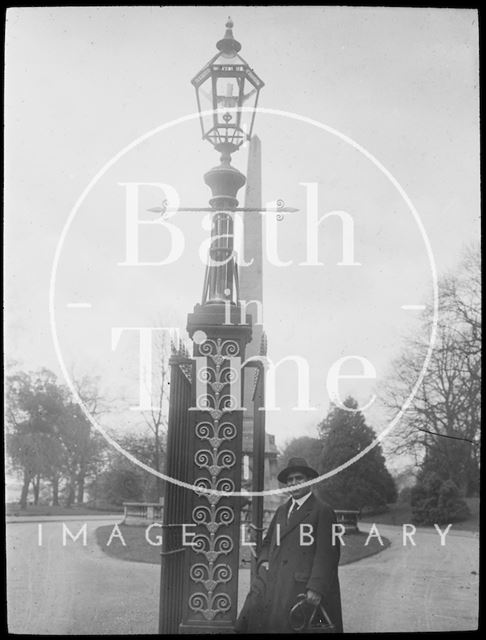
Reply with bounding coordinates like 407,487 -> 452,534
260,561 -> 269,570
305,590 -> 321,606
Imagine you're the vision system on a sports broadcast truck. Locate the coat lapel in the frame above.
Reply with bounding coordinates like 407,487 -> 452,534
280,493 -> 315,541
277,501 -> 290,535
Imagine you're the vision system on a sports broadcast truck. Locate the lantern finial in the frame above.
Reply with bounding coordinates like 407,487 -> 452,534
217,17 -> 241,54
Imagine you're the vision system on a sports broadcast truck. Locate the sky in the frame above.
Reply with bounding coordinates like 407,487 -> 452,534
5,7 -> 479,462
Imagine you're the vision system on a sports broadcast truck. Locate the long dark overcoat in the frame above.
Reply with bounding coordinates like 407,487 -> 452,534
254,493 -> 343,633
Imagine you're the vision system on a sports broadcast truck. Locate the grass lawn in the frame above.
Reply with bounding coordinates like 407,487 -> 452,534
340,531 -> 390,565
96,524 -> 163,564
360,497 -> 479,533
6,502 -> 123,517
95,524 -> 390,566
360,502 -> 414,527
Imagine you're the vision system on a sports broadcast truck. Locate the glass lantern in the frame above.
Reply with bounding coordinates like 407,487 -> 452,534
192,19 -> 264,155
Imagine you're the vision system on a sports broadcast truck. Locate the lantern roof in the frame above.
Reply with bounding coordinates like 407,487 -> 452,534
216,17 -> 241,55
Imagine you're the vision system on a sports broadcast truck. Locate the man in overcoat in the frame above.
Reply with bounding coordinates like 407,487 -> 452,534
243,457 -> 343,633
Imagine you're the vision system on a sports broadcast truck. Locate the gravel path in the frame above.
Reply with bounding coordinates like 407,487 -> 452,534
7,519 -> 479,634
7,518 -> 159,634
338,523 -> 479,632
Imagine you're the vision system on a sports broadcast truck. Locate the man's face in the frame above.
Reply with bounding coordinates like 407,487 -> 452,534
286,471 -> 310,500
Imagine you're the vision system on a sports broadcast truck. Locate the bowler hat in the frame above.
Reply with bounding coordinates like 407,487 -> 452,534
277,457 -> 319,484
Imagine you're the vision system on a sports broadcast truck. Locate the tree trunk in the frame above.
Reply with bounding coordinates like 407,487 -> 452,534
51,476 -> 59,506
154,431 -> 163,499
76,475 -> 85,505
20,471 -> 31,509
65,478 -> 76,508
32,475 -> 41,505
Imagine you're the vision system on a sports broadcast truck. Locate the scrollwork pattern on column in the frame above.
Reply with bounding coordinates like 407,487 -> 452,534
188,337 -> 242,621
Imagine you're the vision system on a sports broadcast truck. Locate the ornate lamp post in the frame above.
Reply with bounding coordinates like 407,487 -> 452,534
192,17 -> 264,306
159,19 -> 264,634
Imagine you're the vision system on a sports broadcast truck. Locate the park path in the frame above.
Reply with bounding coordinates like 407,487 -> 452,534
6,519 -> 479,634
6,517 -> 159,634
338,523 -> 479,632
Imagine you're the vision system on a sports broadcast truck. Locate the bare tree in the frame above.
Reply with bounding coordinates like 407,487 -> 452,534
70,371 -> 108,504
382,245 -> 481,495
138,330 -> 172,499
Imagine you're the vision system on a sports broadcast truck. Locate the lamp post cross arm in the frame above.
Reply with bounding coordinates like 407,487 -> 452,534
147,205 -> 299,214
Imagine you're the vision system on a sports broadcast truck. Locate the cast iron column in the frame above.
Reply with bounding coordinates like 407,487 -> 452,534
179,154 -> 252,633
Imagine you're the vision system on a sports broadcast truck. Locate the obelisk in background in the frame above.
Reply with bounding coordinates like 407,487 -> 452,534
240,135 -> 279,506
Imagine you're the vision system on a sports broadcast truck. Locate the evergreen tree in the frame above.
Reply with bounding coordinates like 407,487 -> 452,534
318,397 -> 397,512
279,436 -> 323,474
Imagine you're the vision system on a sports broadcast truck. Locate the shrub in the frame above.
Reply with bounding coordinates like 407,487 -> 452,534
411,472 -> 470,525
95,468 -> 144,506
